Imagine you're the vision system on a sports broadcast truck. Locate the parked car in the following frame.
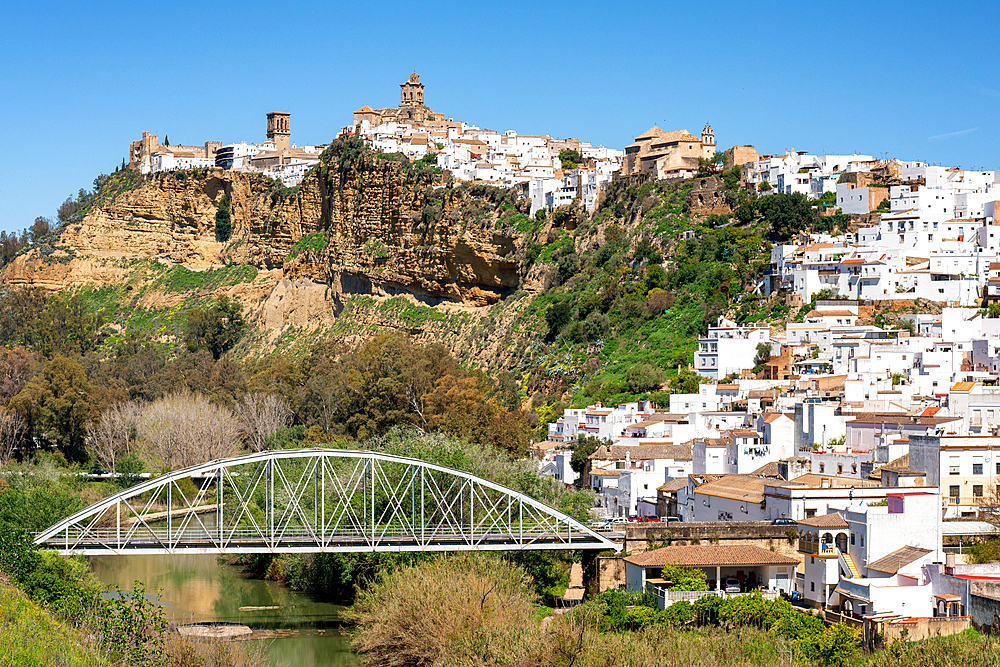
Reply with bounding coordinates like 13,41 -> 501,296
627,515 -> 643,523
598,517 -> 627,529
724,578 -> 741,593
642,515 -> 660,522
662,516 -> 681,523
771,517 -> 797,526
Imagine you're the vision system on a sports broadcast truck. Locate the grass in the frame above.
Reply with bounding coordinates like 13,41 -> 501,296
0,582 -> 103,666
154,264 -> 258,292
287,232 -> 328,260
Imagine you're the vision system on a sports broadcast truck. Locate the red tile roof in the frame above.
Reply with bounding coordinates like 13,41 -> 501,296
625,545 -> 799,568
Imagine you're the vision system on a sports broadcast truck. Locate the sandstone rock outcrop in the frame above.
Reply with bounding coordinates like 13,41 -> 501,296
1,146 -> 533,358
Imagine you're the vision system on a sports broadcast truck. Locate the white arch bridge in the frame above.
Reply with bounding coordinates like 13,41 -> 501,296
35,449 -> 619,555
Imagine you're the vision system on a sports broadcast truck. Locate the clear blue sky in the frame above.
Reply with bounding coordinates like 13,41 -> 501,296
2,0 -> 997,234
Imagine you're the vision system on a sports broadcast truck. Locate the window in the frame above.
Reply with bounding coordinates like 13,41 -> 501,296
850,532 -> 855,545
860,536 -> 864,547
950,456 -> 961,475
950,485 -> 961,502
974,463 -> 984,475
852,463 -> 858,474
819,463 -> 825,473
837,463 -> 843,474
974,485 -> 984,499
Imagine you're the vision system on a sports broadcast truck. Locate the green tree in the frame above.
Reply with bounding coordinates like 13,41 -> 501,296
10,356 -> 94,462
558,148 -> 584,169
545,300 -> 573,340
163,135 -> 169,146
875,197 -> 890,212
757,192 -> 817,242
754,342 -> 773,367
805,622 -> 860,666
570,435 -> 606,475
670,367 -> 702,394
660,563 -> 708,591
185,296 -> 247,360
625,363 -> 665,394
215,194 -> 232,241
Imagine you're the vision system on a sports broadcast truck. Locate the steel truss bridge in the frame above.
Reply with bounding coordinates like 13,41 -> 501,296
35,449 -> 619,555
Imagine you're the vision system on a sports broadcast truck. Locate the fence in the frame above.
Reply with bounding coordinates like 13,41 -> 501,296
647,586 -> 779,608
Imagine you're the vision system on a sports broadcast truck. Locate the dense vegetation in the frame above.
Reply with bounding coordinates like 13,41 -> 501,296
349,553 -> 998,667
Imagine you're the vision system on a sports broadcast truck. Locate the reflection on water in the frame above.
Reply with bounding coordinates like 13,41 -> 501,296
90,554 -> 356,667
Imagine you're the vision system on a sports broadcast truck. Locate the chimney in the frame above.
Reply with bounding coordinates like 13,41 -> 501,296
820,477 -> 831,489
946,553 -> 956,574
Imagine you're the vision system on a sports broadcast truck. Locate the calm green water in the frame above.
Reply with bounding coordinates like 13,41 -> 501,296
89,554 -> 357,667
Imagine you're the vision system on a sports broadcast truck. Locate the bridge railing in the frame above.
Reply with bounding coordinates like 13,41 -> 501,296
35,448 -> 622,555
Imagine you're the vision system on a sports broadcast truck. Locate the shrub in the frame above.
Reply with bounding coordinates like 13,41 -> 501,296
349,553 -> 539,667
215,194 -> 232,241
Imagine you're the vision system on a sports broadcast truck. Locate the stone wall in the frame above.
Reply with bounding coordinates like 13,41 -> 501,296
882,616 -> 971,642
622,522 -> 802,559
688,176 -> 734,216
596,555 -> 626,591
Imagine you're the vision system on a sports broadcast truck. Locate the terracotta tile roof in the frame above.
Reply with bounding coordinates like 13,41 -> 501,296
589,443 -> 693,461
797,513 -> 849,529
658,478 -> 688,493
762,412 -> 792,424
866,546 -> 933,574
808,310 -> 856,317
694,475 -> 767,502
731,429 -> 761,437
625,544 -> 799,568
952,382 -> 976,392
749,461 -> 783,477
846,412 -> 960,426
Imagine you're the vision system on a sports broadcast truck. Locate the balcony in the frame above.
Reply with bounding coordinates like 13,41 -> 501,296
799,541 -> 838,557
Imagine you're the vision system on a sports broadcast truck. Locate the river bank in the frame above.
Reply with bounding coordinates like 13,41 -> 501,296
89,554 -> 357,667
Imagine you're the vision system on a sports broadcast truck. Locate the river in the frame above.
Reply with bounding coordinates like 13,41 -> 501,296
90,554 -> 357,667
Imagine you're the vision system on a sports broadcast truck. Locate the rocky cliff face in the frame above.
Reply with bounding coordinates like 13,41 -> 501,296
2,146 -> 536,360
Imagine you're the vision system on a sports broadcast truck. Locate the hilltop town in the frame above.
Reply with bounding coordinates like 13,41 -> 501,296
8,70 -> 1000,654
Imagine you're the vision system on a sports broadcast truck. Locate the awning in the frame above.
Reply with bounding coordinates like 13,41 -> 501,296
833,587 -> 871,604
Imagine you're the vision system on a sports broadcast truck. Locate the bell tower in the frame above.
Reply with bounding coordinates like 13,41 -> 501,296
701,124 -> 716,159
400,73 -> 424,108
267,112 -> 291,150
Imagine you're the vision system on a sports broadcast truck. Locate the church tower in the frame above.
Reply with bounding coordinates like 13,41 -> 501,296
267,112 -> 291,150
400,73 -> 424,108
701,124 -> 716,159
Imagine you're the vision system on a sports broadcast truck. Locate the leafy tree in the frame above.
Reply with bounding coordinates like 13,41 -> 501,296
757,192 -> 817,242
215,194 -> 232,241
545,300 -> 573,340
558,148 -> 584,169
819,191 -> 836,205
10,355 -> 94,462
805,622 -> 860,666
185,296 -> 247,359
697,152 -> 724,175
660,563 -> 708,591
29,217 -> 51,243
625,363 -> 665,394
670,368 -> 702,394
570,435 -> 606,475
875,197 -> 891,212
754,342 -> 773,367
